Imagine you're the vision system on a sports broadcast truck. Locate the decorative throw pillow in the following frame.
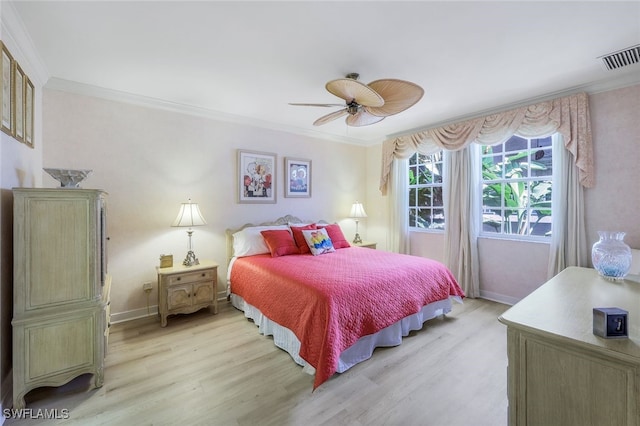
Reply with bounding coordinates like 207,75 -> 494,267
260,229 -> 300,257
317,223 -> 351,249
301,228 -> 336,256
290,223 -> 317,254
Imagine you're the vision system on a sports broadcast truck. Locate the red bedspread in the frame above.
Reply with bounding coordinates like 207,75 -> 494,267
230,246 -> 464,389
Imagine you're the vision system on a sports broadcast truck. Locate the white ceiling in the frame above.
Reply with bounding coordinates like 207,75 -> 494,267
8,1 -> 640,146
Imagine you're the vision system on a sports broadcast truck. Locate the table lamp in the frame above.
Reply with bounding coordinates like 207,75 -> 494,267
349,201 -> 367,244
171,198 -> 207,266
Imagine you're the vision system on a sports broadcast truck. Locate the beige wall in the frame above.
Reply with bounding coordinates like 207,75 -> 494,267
42,90 -> 368,320
0,11 -> 45,409
586,84 -> 640,250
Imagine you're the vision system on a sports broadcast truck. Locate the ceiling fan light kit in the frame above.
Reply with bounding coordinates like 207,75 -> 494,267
290,73 -> 424,127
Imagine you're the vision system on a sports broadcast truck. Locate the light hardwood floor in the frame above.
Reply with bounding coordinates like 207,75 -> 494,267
5,298 -> 509,426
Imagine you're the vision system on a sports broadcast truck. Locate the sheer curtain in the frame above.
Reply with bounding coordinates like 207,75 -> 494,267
547,133 -> 589,277
380,92 -> 593,295
387,158 -> 410,254
443,146 -> 481,297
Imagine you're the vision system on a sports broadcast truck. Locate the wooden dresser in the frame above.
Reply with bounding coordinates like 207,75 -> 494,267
499,267 -> 640,426
12,188 -> 110,409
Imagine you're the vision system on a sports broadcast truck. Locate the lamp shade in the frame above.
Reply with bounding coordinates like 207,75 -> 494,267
349,202 -> 368,219
171,199 -> 207,228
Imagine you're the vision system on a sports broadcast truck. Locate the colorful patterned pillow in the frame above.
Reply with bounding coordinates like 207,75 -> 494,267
301,228 -> 336,256
290,223 -> 317,254
317,223 -> 351,249
260,229 -> 300,257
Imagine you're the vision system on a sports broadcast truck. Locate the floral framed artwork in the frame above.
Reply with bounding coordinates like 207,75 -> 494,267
285,157 -> 311,198
238,150 -> 277,203
1,41 -> 14,136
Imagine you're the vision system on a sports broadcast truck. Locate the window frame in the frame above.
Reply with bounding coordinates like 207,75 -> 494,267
407,151 -> 445,232
478,134 -> 554,242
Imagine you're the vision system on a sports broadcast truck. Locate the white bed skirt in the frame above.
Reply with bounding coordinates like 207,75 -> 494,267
230,293 -> 462,375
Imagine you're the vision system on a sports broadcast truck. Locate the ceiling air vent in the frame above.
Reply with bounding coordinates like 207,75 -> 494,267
598,44 -> 640,71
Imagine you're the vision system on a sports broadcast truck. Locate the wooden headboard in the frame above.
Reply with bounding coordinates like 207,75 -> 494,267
225,214 -> 327,264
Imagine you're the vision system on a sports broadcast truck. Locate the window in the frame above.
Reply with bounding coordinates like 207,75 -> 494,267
480,135 -> 553,238
408,151 -> 444,230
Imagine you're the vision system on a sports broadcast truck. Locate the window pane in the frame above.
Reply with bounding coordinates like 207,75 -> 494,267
417,187 -> 431,207
531,148 -> 552,177
408,152 -> 445,231
502,209 -> 527,235
432,186 -> 443,207
530,208 -> 552,236
480,135 -> 554,239
417,164 -> 431,184
432,208 -> 445,230
505,135 -> 527,152
409,208 -> 417,227
418,208 -> 434,228
482,182 -> 504,208
482,210 -> 502,233
409,188 -> 417,207
408,165 -> 417,184
532,137 -> 552,148
529,180 -> 552,207
482,153 -> 504,180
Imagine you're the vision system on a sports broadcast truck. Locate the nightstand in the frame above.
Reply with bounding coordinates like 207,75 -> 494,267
156,260 -> 218,327
353,241 -> 376,249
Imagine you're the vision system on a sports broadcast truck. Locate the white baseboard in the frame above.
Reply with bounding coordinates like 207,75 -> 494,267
110,305 -> 158,324
479,290 -> 519,306
110,292 -> 228,324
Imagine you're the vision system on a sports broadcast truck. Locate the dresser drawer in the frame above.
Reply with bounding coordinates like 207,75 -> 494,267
167,269 -> 214,286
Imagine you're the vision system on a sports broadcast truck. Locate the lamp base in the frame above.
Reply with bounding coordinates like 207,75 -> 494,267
182,250 -> 200,267
353,233 -> 363,244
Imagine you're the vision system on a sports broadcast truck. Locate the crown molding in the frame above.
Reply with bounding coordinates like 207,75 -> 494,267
387,71 -> 640,141
44,77 -> 374,147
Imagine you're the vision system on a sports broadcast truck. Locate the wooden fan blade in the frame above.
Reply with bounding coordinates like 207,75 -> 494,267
364,79 -> 424,117
325,79 -> 384,107
346,111 -> 385,127
289,103 -> 346,107
313,109 -> 349,126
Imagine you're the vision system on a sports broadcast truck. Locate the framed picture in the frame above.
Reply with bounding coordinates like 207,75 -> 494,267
285,157 -> 311,198
1,41 -> 14,136
24,78 -> 34,148
14,63 -> 25,143
238,150 -> 277,204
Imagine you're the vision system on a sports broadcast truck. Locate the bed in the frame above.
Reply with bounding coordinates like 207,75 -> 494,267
226,215 -> 465,389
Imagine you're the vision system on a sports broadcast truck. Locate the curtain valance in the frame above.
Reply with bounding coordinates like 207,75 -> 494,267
380,92 -> 593,194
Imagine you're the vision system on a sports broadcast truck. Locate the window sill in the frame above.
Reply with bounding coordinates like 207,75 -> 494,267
478,234 -> 551,244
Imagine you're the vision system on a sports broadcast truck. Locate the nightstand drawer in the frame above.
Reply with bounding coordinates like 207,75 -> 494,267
167,269 -> 214,286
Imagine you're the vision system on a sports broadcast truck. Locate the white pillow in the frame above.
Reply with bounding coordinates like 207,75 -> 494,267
233,225 -> 289,257
301,227 -> 336,256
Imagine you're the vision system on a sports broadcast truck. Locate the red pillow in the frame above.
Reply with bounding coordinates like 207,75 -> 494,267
260,230 -> 299,257
290,224 -> 317,254
317,223 -> 351,249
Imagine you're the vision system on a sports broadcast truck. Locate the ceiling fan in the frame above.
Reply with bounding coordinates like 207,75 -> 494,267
289,73 -> 424,127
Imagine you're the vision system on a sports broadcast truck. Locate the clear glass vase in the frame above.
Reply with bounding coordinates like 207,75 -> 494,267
591,231 -> 632,280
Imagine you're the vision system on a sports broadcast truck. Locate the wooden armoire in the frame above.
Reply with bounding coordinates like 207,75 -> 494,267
12,188 -> 111,409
